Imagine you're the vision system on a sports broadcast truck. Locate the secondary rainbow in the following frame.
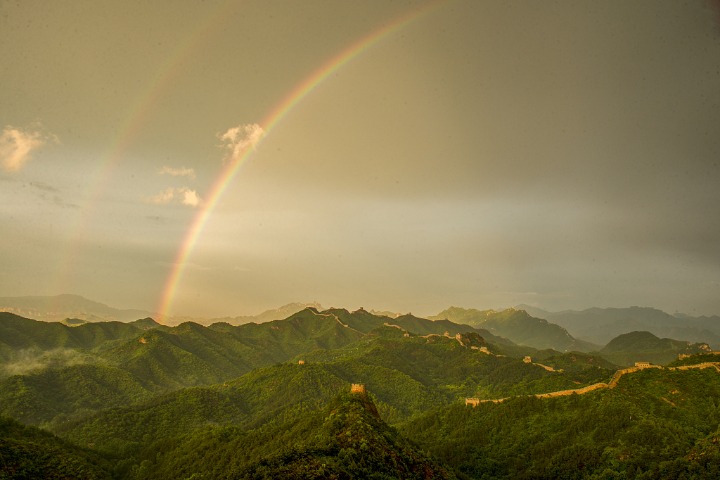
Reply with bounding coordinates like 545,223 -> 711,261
49,0 -> 239,298
155,1 -> 446,321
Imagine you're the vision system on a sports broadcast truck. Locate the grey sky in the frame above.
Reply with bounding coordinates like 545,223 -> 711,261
1,0 -> 719,318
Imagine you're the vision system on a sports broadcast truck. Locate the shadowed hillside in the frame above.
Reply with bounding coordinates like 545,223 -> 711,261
0,416 -> 112,479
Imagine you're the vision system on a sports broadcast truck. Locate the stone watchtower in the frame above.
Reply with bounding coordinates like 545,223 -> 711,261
350,383 -> 366,394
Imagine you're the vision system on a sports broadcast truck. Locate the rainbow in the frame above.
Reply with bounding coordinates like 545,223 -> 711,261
155,0 -> 446,321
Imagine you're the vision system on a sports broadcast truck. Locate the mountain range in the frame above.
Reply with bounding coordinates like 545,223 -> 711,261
4,294 -> 720,351
430,306 -> 600,352
520,304 -> 720,348
2,303 -> 720,478
0,295 -> 326,327
0,294 -> 152,323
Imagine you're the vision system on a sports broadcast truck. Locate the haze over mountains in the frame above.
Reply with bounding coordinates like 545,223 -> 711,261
520,304 -> 720,349
0,294 -> 320,326
0,294 -> 153,323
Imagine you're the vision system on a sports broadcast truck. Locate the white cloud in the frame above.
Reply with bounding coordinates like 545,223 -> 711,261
0,125 -> 55,172
158,166 -> 196,178
218,123 -> 265,163
148,187 -> 202,207
181,188 -> 201,207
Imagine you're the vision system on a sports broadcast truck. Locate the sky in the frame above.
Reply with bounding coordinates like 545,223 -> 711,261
1,0 -> 719,319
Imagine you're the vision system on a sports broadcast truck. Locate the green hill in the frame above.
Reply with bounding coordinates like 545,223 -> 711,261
128,390 -> 456,479
208,301 -> 324,325
532,350 -> 619,371
213,307 -> 366,359
600,331 -> 711,366
0,312 -> 149,359
48,331 -> 614,462
0,364 -> 152,425
40,347 -> 720,479
232,390 -> 456,479
1,307 -> 615,432
301,332 -> 612,409
402,366 -> 720,479
1,308 -> 518,400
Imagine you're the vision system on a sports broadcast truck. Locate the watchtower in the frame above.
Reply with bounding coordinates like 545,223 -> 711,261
351,383 -> 366,394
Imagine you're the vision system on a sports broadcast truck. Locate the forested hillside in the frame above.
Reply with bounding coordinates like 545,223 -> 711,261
600,331 -> 711,366
0,416 -> 111,479
403,366 -> 720,479
125,390 -> 457,479
2,309 -> 720,478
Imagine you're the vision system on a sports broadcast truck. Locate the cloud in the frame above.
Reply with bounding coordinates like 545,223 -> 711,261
181,188 -> 201,207
218,123 -> 265,163
158,165 -> 196,179
0,125 -> 56,172
150,187 -> 176,205
1,348 -> 96,377
148,187 -> 202,207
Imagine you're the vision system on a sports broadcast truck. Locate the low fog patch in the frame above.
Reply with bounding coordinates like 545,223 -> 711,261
1,348 -> 98,377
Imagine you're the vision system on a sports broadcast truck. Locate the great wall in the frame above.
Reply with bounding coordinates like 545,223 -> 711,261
348,359 -> 720,408
465,360 -> 720,406
305,313 -> 720,407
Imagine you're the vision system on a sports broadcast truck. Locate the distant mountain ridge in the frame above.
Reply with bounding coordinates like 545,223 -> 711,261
430,306 -> 598,352
0,294 -> 331,327
520,305 -> 720,348
0,294 -> 152,323
207,301 -> 324,325
8,294 -> 718,349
